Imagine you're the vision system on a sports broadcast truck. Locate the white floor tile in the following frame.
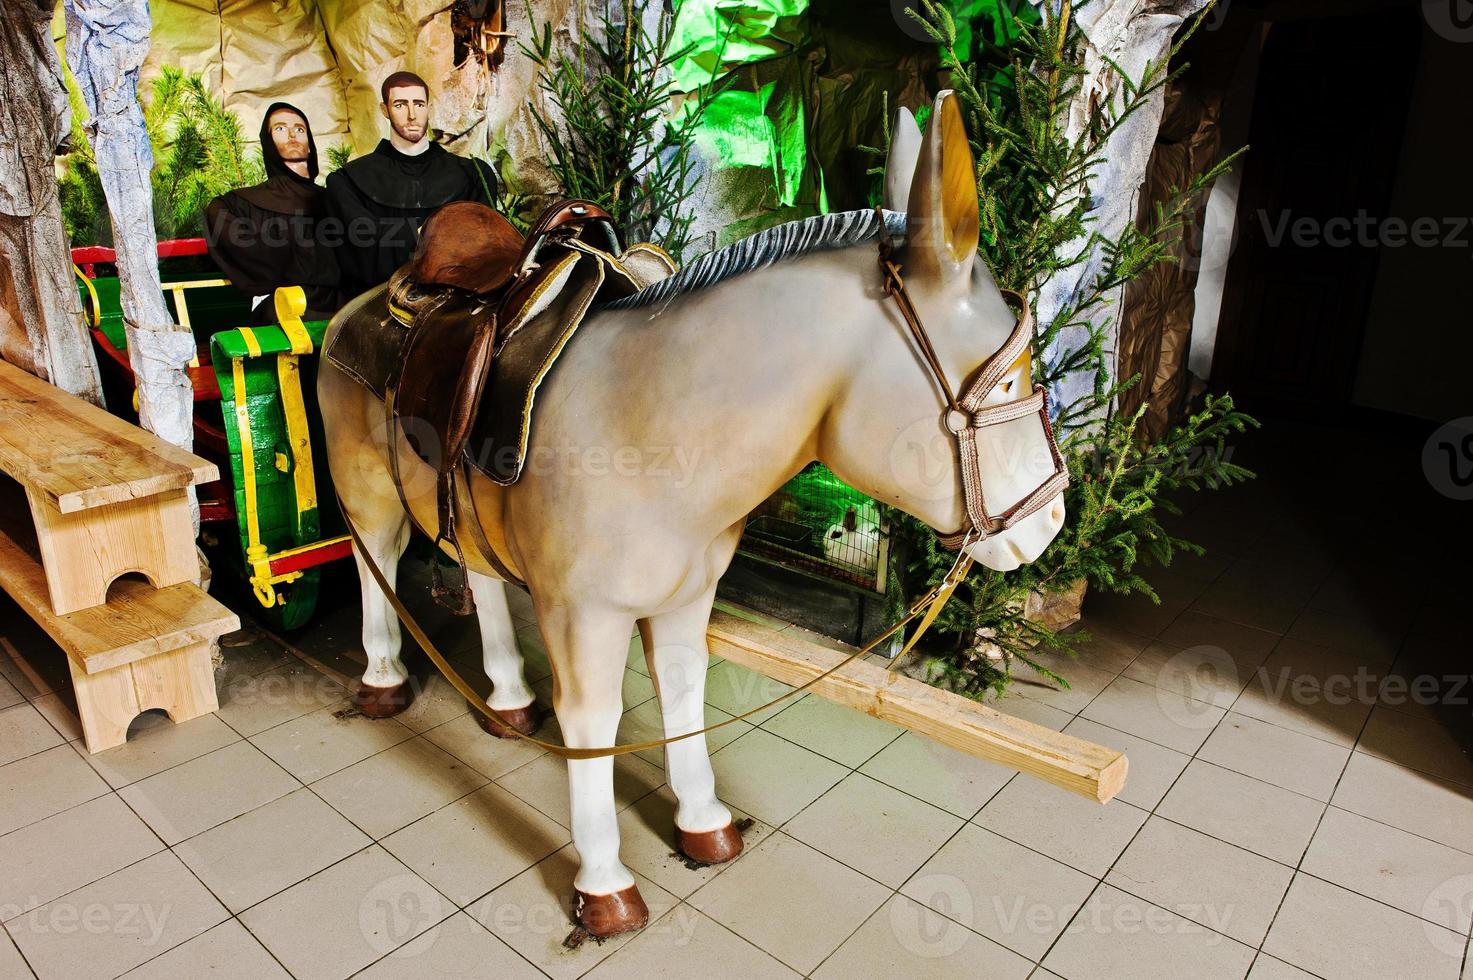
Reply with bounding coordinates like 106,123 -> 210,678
1041,884 -> 1255,980
1106,816 -> 1293,946
901,823 -> 1095,961
466,845 -> 677,980
708,729 -> 846,826
1157,760 -> 1324,866
240,845 -> 450,980
310,736 -> 488,838
1301,806 -> 1473,934
353,910 -> 542,980
380,782 -> 570,907
858,732 -> 1016,818
1197,711 -> 1351,802
1263,873 -> 1465,980
1081,675 -> 1224,754
687,833 -> 889,975
0,795 -> 162,921
975,776 -> 1148,878
786,772 -> 962,887
117,740 -> 299,845
1331,752 -> 1473,855
812,894 -> 1033,980
172,789 -> 371,914
7,851 -> 227,980
0,744 -> 110,837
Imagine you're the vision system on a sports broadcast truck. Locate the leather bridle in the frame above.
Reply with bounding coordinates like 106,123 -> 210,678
875,211 -> 1070,551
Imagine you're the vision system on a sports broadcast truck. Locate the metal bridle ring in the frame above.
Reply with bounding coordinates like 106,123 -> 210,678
944,408 -> 970,434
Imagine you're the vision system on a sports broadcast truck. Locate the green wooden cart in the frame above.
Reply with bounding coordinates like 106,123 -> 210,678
73,240 -> 350,630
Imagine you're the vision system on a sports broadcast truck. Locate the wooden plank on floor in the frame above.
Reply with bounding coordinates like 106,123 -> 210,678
707,608 -> 1128,804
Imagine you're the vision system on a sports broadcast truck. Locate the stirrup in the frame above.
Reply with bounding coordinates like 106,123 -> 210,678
429,471 -> 476,615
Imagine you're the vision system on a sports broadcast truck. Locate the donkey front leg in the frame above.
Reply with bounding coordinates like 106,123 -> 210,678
344,507 -> 415,718
639,590 -> 742,865
542,605 -> 649,936
465,571 -> 541,737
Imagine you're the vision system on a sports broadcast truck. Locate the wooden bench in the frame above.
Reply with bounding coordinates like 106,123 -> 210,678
0,359 -> 236,752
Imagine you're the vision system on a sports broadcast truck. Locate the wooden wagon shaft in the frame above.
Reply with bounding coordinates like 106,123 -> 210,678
706,608 -> 1129,804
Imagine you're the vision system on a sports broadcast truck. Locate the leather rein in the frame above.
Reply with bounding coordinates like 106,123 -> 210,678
874,209 -> 1070,551
338,219 -> 1068,760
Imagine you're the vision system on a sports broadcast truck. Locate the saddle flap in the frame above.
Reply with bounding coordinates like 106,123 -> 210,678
393,293 -> 497,473
470,253 -> 609,484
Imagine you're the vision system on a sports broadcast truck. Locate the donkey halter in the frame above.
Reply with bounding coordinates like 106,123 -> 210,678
875,210 -> 1070,551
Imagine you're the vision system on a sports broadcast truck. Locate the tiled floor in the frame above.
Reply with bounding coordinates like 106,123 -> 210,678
1,421 -> 1470,979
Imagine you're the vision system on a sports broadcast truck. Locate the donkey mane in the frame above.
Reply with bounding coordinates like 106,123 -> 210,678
606,208 -> 908,311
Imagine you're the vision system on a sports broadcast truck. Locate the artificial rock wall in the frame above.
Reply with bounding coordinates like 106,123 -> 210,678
134,0 -> 585,194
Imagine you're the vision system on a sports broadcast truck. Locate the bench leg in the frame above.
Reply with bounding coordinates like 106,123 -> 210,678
26,486 -> 198,615
69,642 -> 220,754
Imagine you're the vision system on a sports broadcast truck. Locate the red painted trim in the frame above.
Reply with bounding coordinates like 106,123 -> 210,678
269,538 -> 354,576
156,239 -> 209,258
199,501 -> 235,523
70,238 -> 209,266
89,329 -> 221,403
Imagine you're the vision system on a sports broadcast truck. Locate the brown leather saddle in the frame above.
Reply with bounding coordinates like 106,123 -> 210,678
375,199 -> 671,611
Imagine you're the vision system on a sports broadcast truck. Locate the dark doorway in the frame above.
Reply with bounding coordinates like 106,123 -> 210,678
1210,9 -> 1422,418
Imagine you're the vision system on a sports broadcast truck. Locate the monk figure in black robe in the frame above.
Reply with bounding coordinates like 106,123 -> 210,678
204,102 -> 339,324
323,71 -> 498,299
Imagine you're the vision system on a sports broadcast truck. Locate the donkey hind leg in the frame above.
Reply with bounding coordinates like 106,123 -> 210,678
543,605 -> 649,936
639,588 -> 742,866
343,501 -> 415,718
465,571 -> 541,738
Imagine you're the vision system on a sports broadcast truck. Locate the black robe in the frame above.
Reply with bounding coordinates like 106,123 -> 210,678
322,140 -> 497,298
204,102 -> 339,325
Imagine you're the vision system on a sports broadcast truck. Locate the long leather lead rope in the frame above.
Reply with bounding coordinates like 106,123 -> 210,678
338,495 -> 973,760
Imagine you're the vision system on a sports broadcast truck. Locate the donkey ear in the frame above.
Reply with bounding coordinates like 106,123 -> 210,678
883,106 -> 922,213
906,90 -> 979,282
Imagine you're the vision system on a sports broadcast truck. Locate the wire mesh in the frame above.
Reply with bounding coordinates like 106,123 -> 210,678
739,462 -> 885,592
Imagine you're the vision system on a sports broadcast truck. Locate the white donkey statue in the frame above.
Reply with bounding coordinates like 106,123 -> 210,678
318,91 -> 1067,936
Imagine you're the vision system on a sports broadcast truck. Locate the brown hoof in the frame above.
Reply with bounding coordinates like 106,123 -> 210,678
474,702 -> 541,738
573,884 -> 649,937
354,682 -> 415,719
676,822 -> 745,865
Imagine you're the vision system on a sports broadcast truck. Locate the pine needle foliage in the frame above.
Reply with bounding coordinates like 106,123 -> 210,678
881,1 -> 1258,699
520,1 -> 710,260
325,143 -> 355,174
59,66 -> 263,246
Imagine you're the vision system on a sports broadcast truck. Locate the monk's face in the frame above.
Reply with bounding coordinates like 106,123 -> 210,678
268,109 -> 310,164
382,84 -> 429,145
